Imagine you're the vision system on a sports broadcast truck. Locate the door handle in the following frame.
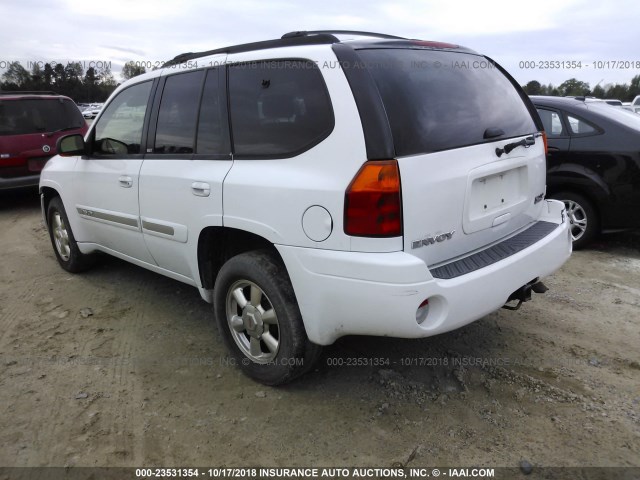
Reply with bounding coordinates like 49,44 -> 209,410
191,182 -> 211,197
119,175 -> 133,188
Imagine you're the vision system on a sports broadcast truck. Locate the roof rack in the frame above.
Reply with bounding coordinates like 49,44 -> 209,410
0,90 -> 59,96
163,33 -> 340,67
162,30 -> 410,68
281,30 -> 407,40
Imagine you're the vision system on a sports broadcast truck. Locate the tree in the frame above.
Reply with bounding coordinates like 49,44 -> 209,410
558,78 -> 590,97
84,67 -> 98,102
43,63 -> 54,88
97,67 -> 117,87
546,83 -> 560,96
1,61 -> 31,88
591,84 -> 605,98
52,63 -> 67,86
523,80 -> 542,95
121,61 -> 146,80
629,75 -> 640,100
604,83 -> 629,101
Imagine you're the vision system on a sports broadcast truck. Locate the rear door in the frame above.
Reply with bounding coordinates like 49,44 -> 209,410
359,48 -> 545,267
138,65 -> 232,278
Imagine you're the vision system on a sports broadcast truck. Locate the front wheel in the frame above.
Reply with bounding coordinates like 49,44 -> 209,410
46,196 -> 95,272
550,191 -> 599,249
213,251 -> 322,385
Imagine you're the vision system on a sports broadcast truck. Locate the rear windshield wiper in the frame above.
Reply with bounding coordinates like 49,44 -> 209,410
495,136 -> 535,157
45,125 -> 83,138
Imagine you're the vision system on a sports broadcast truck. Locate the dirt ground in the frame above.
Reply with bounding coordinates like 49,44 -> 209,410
0,188 -> 639,473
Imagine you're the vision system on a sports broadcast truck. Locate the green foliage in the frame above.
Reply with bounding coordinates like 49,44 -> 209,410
523,80 -> 542,95
523,76 -> 640,101
591,85 -> 606,98
1,61 -> 31,87
121,61 -> 146,81
558,78 -> 590,97
0,62 -> 118,102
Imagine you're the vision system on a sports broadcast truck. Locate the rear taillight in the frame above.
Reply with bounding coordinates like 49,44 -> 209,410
344,159 -> 402,237
0,157 -> 27,167
541,131 -> 548,155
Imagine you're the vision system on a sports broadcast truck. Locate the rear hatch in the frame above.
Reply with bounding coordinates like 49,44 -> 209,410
358,48 -> 546,267
0,97 -> 87,178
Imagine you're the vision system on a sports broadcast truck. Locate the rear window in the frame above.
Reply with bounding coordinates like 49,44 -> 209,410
357,49 -> 537,156
0,98 -> 85,136
587,102 -> 640,131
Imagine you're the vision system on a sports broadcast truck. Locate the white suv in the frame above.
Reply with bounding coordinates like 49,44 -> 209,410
40,31 -> 571,384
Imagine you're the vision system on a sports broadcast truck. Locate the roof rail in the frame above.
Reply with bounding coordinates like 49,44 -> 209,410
282,30 -> 407,40
0,90 -> 59,96
163,33 -> 339,67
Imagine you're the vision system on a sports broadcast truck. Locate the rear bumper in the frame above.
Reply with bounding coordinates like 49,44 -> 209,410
277,200 -> 571,345
0,174 -> 40,190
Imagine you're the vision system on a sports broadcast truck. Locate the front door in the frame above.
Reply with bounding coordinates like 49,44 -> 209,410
72,80 -> 156,264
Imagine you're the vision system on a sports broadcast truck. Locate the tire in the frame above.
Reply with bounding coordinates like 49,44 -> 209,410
213,250 -> 322,385
550,191 -> 599,249
46,196 -> 95,272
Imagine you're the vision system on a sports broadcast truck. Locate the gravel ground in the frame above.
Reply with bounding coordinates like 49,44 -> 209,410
0,188 -> 638,475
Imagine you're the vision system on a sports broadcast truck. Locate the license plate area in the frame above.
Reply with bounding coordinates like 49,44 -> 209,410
463,162 -> 529,234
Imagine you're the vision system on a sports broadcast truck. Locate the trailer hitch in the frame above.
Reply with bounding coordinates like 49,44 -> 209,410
502,278 -> 548,311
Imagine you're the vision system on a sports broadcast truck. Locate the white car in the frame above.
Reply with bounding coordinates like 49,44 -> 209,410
40,30 -> 572,384
82,104 -> 102,119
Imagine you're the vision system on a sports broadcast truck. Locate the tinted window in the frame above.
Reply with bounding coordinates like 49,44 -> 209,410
0,98 -> 84,136
537,108 -> 565,136
94,81 -> 152,154
229,60 -> 334,157
567,115 -> 597,135
358,49 -> 537,156
196,69 -> 230,155
154,70 -> 205,154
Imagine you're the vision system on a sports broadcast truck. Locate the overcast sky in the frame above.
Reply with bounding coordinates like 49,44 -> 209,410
1,0 -> 639,89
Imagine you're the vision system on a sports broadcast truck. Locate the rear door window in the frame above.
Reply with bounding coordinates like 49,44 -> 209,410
537,108 -> 567,137
154,70 -> 205,154
0,98 -> 85,136
566,114 -> 598,135
228,60 -> 334,158
357,49 -> 537,156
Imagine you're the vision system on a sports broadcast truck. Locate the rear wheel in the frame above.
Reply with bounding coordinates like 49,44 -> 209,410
213,250 -> 322,385
46,196 -> 95,272
551,191 -> 599,249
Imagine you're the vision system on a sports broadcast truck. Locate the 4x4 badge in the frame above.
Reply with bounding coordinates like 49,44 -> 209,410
412,231 -> 455,249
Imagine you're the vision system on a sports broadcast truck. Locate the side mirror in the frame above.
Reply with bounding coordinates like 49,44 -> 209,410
57,134 -> 86,156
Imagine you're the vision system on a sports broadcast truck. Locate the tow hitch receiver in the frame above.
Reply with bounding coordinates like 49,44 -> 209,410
503,278 -> 548,311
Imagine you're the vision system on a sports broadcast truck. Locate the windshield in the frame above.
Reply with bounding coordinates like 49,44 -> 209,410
357,49 -> 537,156
0,98 -> 85,136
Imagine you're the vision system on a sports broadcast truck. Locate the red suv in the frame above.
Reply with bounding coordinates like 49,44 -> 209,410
0,92 -> 88,190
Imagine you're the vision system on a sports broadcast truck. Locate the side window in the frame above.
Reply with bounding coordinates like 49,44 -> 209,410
154,70 -> 205,154
536,108 -> 565,137
196,68 -> 230,155
94,81 -> 152,155
566,114 -> 597,135
229,60 -> 334,157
